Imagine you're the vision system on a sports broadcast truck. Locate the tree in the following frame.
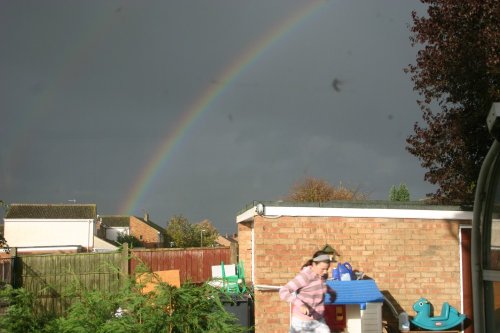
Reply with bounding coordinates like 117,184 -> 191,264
165,215 -> 197,248
0,235 -> 9,249
0,201 -> 8,250
389,183 -> 410,202
405,0 -> 500,204
0,200 -> 7,215
286,177 -> 369,202
194,220 -> 219,247
116,233 -> 142,248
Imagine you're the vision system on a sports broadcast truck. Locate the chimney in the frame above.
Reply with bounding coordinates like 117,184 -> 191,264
144,212 -> 149,222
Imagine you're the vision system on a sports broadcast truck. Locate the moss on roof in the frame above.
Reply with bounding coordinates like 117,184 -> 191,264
5,204 -> 97,219
99,215 -> 130,227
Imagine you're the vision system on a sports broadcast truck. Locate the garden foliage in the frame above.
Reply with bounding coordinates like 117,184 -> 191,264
0,274 -> 249,333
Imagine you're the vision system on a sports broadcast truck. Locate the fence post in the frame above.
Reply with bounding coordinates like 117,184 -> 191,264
229,243 -> 238,264
10,247 -> 16,287
121,243 -> 129,287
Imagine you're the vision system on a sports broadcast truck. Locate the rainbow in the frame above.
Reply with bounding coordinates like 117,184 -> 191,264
120,0 -> 327,215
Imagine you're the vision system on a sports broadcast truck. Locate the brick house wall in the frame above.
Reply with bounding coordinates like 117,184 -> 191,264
130,216 -> 164,248
237,202 -> 472,333
238,221 -> 253,282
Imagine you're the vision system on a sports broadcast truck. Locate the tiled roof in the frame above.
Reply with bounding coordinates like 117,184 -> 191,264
217,235 -> 238,244
5,204 -> 97,219
100,215 -> 130,227
134,216 -> 165,233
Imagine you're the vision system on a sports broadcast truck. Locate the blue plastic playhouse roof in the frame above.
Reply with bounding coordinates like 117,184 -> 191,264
324,280 -> 384,305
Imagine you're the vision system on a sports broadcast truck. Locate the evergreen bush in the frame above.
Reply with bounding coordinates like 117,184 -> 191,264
0,275 -> 250,333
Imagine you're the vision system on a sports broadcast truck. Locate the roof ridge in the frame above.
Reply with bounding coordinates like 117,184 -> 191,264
10,203 -> 96,206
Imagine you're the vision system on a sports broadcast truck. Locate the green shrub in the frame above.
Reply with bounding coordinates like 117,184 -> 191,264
0,285 -> 55,333
0,278 -> 249,333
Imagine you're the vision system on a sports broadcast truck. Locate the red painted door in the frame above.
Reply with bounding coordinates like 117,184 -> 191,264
324,304 -> 346,331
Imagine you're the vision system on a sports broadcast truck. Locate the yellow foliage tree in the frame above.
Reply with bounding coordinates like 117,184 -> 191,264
286,177 -> 369,202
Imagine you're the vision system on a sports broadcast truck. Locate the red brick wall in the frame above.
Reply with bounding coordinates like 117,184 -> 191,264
240,214 -> 469,333
238,221 -> 253,283
130,217 -> 162,248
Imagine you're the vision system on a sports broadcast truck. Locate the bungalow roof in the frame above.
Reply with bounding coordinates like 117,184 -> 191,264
5,204 -> 97,219
100,215 -> 130,227
134,216 -> 165,233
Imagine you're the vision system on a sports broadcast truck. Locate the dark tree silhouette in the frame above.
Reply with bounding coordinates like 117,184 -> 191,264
405,0 -> 499,204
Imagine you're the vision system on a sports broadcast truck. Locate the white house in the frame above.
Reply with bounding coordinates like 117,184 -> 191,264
3,203 -> 98,253
98,215 -> 130,242
98,214 -> 166,248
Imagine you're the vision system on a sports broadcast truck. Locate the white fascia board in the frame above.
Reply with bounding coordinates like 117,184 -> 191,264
265,206 -> 473,220
17,246 -> 81,253
236,207 -> 257,223
236,205 -> 473,222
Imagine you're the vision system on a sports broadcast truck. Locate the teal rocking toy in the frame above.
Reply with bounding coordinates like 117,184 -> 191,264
411,297 -> 466,331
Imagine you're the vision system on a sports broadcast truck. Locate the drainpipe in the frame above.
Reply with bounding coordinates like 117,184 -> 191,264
88,219 -> 93,252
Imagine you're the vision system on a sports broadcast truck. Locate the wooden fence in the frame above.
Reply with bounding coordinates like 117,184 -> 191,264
0,257 -> 13,285
14,249 -> 127,315
130,246 -> 235,284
